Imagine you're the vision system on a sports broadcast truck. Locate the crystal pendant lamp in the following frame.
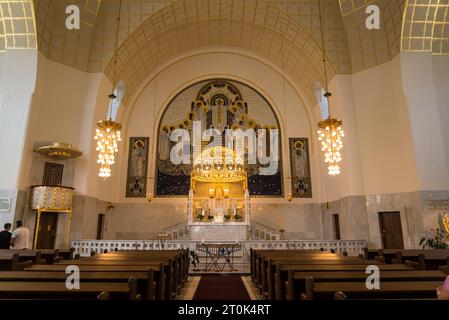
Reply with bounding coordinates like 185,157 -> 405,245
317,0 -> 345,176
94,0 -> 123,178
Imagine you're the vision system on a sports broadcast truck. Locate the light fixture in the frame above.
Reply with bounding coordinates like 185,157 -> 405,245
94,0 -> 123,178
317,0 -> 345,176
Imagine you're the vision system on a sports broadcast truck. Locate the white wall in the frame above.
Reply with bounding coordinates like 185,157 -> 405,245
20,53 -> 106,196
0,50 -> 37,228
401,53 -> 449,191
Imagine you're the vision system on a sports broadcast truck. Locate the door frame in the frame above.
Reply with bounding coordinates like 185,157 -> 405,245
33,212 -> 59,249
378,211 -> 405,249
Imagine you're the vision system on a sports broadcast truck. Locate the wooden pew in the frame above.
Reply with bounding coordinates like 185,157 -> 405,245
59,257 -> 182,298
0,250 -> 45,265
394,250 -> 449,270
253,251 -> 341,291
0,253 -> 32,271
363,248 -> 400,264
97,249 -> 190,290
274,263 -> 412,300
286,270 -> 446,300
90,250 -> 189,288
0,278 -> 138,300
250,249 -> 331,281
252,248 -> 383,300
26,262 -> 170,300
261,258 -> 382,299
0,270 -> 157,300
303,279 -> 441,300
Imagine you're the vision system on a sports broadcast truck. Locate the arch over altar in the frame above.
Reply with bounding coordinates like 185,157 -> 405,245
155,79 -> 284,197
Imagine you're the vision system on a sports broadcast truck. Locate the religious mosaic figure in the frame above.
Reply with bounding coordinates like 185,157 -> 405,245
158,127 -> 170,161
289,138 -> 312,198
126,137 -> 149,198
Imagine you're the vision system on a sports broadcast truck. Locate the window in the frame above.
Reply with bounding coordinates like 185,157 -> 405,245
107,80 -> 126,121
42,163 -> 63,186
313,82 -> 329,120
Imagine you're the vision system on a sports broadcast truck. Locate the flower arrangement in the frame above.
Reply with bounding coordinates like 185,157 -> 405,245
207,215 -> 214,222
196,213 -> 204,221
224,214 -> 231,221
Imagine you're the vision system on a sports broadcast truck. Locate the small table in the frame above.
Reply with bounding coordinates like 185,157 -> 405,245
197,243 -> 242,272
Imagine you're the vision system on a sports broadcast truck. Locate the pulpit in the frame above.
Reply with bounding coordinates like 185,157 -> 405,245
29,185 -> 74,248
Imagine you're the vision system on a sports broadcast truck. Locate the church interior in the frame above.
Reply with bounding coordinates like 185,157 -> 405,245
0,0 -> 449,304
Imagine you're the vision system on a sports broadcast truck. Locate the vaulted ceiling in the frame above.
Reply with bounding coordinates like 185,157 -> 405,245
2,1 -> 448,107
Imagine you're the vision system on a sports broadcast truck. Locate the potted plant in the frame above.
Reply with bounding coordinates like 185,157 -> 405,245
419,228 -> 449,249
196,213 -> 204,221
224,214 -> 231,221
234,213 -> 242,222
207,215 -> 214,222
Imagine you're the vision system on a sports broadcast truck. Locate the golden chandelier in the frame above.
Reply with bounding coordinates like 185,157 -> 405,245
318,118 -> 344,176
94,0 -> 123,178
95,118 -> 122,178
317,0 -> 345,176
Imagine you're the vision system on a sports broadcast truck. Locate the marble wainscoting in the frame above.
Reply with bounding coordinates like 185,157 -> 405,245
51,190 -> 449,248
321,191 -> 449,249
250,203 -> 323,240
103,201 -> 188,240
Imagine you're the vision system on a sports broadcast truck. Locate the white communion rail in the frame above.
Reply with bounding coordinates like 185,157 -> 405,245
71,239 -> 367,260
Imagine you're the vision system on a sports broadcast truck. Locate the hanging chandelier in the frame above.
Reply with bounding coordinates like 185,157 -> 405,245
94,0 -> 123,178
318,118 -> 344,175
317,0 -> 345,176
95,117 -> 122,178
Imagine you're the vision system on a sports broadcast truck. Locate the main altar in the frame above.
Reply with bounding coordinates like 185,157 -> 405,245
187,146 -> 250,241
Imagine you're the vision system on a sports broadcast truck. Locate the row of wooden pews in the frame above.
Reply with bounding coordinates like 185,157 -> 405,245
364,248 -> 449,270
251,249 -> 448,300
0,249 -> 73,271
0,249 -> 189,300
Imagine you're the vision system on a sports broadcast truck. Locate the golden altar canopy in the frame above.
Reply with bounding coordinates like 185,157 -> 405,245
191,146 -> 246,189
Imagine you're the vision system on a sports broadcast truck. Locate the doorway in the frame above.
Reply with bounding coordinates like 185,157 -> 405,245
96,213 -> 105,240
332,214 -> 341,240
35,213 -> 59,249
378,211 -> 404,249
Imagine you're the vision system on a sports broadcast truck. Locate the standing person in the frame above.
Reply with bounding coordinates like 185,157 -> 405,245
10,220 -> 30,249
0,223 -> 12,249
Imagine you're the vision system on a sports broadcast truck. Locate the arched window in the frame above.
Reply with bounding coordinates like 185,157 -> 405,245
108,80 -> 126,121
313,82 -> 329,120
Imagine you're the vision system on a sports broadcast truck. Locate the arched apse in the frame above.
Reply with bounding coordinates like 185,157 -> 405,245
154,79 -> 285,198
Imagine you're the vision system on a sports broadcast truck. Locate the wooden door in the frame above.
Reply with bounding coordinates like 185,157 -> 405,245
36,213 -> 58,249
96,214 -> 105,240
379,212 -> 404,249
332,214 -> 341,240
